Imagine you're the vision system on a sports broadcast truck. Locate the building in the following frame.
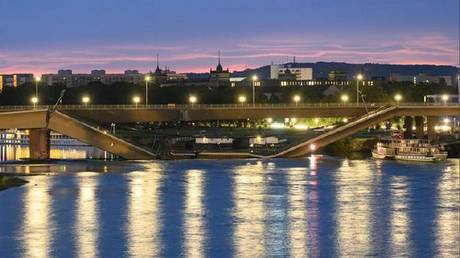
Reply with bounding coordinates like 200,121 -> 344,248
270,64 -> 313,80
328,70 -> 347,81
42,70 -> 146,87
209,51 -> 230,86
41,57 -> 186,87
0,74 -> 34,92
390,73 -> 453,86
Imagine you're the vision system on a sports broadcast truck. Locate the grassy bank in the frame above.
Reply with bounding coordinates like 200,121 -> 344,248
0,175 -> 28,191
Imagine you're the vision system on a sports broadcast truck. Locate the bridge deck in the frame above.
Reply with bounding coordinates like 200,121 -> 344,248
0,109 -> 156,160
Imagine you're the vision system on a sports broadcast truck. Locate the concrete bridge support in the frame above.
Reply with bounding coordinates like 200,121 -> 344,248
415,116 -> 424,139
403,116 -> 414,139
28,128 -> 50,161
427,116 -> 438,142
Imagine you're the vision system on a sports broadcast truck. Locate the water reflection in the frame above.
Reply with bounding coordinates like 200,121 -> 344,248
22,176 -> 53,258
390,176 -> 410,256
233,162 -> 266,257
0,144 -> 106,161
436,165 -> 460,257
335,160 -> 373,257
127,164 -> 163,257
76,173 -> 99,258
184,170 -> 206,258
287,167 -> 308,257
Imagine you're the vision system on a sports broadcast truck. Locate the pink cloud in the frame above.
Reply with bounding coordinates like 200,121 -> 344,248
0,33 -> 458,75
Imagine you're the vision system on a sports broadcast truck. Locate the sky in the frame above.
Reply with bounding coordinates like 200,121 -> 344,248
0,0 -> 459,74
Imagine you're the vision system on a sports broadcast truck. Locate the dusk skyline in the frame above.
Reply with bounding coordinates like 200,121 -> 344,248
1,0 -> 459,74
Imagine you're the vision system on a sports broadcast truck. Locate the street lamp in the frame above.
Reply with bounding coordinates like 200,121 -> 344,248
293,94 -> 301,107
394,94 -> 403,105
251,75 -> 258,106
31,96 -> 38,108
189,95 -> 197,106
356,73 -> 363,105
144,75 -> 152,105
34,76 -> 41,100
133,96 -> 141,108
340,94 -> 349,105
441,94 -> 449,105
81,96 -> 90,106
238,95 -> 247,105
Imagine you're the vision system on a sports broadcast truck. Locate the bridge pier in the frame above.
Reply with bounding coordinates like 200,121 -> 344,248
28,128 -> 50,161
403,116 -> 414,139
414,116 -> 424,139
427,116 -> 438,142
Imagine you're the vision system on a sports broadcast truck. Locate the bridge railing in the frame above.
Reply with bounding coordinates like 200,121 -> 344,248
0,102 -> 458,111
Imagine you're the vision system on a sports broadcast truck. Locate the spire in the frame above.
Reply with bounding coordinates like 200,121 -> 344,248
216,50 -> 223,72
156,54 -> 160,69
155,54 -> 161,74
218,50 -> 221,65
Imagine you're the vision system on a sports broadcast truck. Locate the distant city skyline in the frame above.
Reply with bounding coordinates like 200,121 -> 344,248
1,0 -> 459,74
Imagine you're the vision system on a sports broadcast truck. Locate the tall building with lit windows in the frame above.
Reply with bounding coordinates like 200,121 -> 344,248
270,64 -> 313,80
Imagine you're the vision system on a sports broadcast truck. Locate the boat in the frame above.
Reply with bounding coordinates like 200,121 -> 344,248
372,138 -> 448,162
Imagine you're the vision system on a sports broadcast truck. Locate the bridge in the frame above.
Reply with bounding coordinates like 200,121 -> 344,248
0,103 -> 458,160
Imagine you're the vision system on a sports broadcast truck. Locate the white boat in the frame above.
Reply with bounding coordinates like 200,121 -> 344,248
372,138 -> 448,162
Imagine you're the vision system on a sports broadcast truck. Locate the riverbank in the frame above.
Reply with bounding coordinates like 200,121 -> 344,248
0,175 -> 28,191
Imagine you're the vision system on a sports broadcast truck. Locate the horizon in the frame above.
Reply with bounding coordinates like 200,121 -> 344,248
1,0 -> 459,75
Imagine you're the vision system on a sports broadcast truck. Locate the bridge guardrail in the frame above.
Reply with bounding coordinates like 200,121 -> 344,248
0,102 -> 458,111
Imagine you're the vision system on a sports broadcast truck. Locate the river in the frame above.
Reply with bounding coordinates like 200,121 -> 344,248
0,147 -> 459,257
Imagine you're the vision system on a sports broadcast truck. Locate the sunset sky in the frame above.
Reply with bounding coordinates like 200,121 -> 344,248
1,0 -> 459,74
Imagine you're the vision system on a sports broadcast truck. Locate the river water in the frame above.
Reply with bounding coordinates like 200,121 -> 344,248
0,152 -> 459,257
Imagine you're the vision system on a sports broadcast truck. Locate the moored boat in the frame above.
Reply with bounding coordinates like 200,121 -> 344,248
372,138 -> 448,162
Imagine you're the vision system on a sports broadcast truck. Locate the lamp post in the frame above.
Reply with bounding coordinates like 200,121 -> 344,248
144,75 -> 151,105
238,95 -> 247,106
341,94 -> 349,106
189,95 -> 197,106
293,95 -> 301,107
356,73 -> 363,105
133,96 -> 141,108
251,75 -> 258,106
441,94 -> 449,105
394,94 -> 402,106
81,96 -> 90,107
31,96 -> 38,109
34,76 -> 41,100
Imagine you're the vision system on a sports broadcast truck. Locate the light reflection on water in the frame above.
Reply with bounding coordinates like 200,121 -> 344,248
127,164 -> 163,257
233,161 -> 266,257
76,173 -> 99,258
0,157 -> 458,258
0,144 -> 106,161
336,160 -> 373,257
22,176 -> 53,258
184,170 -> 205,258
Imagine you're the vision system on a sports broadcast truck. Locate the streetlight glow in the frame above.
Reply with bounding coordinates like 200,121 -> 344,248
441,94 -> 449,104
341,94 -> 349,103
189,95 -> 197,104
35,76 -> 41,82
251,75 -> 258,81
81,96 -> 90,104
293,95 -> 301,105
394,94 -> 403,104
31,97 -> 38,104
357,73 -> 364,80
238,95 -> 247,104
133,96 -> 141,108
144,75 -> 152,82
